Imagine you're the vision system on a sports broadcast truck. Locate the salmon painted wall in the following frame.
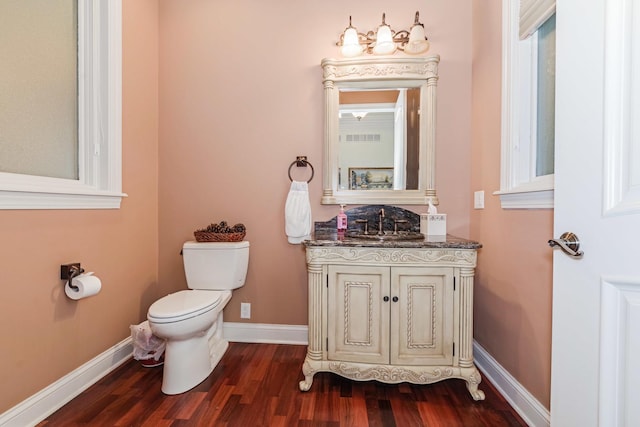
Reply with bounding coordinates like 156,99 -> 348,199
470,1 -> 553,408
0,0 -> 553,416
157,0 -> 473,324
0,0 -> 159,412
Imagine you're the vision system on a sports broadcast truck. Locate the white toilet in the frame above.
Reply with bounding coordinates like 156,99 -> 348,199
147,240 -> 249,395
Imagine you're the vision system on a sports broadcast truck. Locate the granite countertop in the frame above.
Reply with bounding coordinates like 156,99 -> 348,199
304,232 -> 482,250
308,205 -> 482,249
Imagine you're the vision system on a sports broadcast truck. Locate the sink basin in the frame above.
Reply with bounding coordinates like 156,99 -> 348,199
346,231 -> 425,241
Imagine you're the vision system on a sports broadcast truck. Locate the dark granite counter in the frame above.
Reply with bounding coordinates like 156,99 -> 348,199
304,232 -> 482,250
307,205 -> 481,249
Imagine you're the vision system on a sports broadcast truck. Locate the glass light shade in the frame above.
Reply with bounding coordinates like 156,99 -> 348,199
405,24 -> 430,55
340,27 -> 363,57
373,24 -> 396,55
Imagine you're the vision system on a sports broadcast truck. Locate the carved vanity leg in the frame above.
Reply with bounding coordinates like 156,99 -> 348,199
299,359 -> 316,391
300,258 -> 323,392
459,267 -> 485,400
462,367 -> 486,401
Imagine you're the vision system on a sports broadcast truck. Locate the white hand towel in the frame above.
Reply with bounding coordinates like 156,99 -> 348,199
285,180 -> 312,244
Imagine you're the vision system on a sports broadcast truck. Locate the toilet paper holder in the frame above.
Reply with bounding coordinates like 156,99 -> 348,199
60,263 -> 85,291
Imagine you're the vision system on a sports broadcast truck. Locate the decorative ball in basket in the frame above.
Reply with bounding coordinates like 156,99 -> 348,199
194,221 -> 246,242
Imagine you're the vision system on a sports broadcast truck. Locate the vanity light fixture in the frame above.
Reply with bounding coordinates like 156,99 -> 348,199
337,12 -> 430,57
340,17 -> 364,57
372,14 -> 396,55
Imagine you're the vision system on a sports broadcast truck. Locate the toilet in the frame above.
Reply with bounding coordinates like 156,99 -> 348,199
147,240 -> 249,395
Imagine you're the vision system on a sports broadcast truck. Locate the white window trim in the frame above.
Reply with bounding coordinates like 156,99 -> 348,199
0,0 -> 126,210
520,0 -> 555,39
495,0 -> 554,209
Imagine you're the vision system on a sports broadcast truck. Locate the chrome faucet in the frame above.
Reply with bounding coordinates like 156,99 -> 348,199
378,208 -> 385,235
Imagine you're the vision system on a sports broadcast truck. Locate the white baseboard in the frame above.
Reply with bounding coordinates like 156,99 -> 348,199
0,323 -> 306,427
0,338 -> 133,427
1,325 -> 546,427
473,341 -> 550,427
224,322 -> 308,345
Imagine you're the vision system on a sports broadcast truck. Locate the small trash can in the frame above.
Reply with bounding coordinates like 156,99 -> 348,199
130,320 -> 165,367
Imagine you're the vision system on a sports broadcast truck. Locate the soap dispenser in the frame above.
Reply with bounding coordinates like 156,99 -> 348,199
337,204 -> 348,232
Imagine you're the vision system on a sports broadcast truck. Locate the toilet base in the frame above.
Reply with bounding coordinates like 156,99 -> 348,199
160,309 -> 229,395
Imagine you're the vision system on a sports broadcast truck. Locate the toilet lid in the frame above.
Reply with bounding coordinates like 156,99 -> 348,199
148,290 -> 223,321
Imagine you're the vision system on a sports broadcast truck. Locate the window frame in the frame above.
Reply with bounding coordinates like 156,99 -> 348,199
0,0 -> 125,210
495,0 -> 555,209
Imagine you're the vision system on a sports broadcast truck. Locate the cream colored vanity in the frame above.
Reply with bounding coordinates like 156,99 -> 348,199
299,235 -> 485,401
308,54 -> 484,399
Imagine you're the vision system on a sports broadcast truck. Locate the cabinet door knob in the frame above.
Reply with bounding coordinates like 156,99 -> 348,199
392,296 -> 399,302
383,296 -> 390,302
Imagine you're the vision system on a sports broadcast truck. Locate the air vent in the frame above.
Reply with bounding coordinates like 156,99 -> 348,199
341,133 -> 382,142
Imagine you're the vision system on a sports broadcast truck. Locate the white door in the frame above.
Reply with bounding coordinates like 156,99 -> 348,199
551,0 -> 640,425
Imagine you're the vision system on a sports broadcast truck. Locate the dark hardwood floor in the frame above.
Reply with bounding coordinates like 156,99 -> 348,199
38,343 -> 527,426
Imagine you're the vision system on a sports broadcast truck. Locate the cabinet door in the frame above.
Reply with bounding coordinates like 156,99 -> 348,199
327,265 -> 390,364
390,267 -> 454,366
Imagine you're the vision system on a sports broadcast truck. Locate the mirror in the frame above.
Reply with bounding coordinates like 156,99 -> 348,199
321,55 -> 439,205
338,88 -> 420,191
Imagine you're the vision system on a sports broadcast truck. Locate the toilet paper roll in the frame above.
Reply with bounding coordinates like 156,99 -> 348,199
65,273 -> 101,300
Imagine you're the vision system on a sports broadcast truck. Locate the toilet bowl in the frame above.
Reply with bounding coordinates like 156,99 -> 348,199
148,289 -> 231,394
147,241 -> 249,395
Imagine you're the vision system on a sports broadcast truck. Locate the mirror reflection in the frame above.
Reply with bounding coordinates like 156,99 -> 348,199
338,88 -> 420,191
321,56 -> 439,205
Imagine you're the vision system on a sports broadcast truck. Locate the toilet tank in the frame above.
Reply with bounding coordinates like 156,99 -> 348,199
182,241 -> 250,290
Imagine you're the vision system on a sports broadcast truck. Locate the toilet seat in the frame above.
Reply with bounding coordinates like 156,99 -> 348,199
148,290 -> 226,324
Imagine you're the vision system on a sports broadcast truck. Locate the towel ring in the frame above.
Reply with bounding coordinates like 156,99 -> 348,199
288,156 -> 314,183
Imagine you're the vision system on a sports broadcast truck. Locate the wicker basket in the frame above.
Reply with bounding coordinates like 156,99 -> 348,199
194,231 -> 246,242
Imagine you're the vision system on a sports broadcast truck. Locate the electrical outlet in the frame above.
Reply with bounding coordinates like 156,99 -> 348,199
474,190 -> 485,209
240,302 -> 251,319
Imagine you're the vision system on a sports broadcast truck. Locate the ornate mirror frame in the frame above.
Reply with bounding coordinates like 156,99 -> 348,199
321,55 -> 440,205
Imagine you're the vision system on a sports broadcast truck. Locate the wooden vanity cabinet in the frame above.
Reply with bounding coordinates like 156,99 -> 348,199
328,265 -> 454,366
300,245 -> 485,401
